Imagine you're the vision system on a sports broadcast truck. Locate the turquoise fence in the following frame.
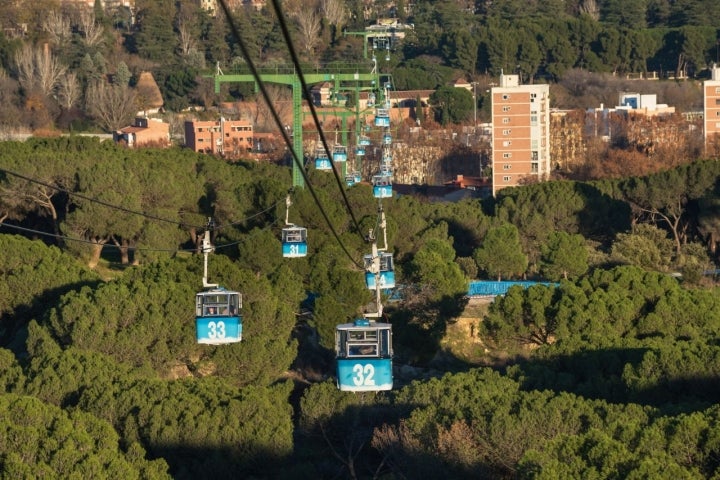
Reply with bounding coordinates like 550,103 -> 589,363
467,280 -> 558,297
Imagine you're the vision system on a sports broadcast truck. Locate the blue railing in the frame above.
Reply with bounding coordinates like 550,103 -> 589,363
467,280 -> 558,297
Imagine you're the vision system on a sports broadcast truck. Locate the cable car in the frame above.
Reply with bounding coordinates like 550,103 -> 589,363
336,318 -> 393,392
379,163 -> 392,177
359,135 -> 371,146
332,144 -> 348,162
314,147 -> 331,170
383,133 -> 392,145
363,252 -> 395,289
345,171 -> 362,186
382,150 -> 393,164
372,175 -> 392,198
282,225 -> 307,257
196,288 -> 242,344
367,92 -> 376,108
374,108 -> 390,127
355,145 -> 366,156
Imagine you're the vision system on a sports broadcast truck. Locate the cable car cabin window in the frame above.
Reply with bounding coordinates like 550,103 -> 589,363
196,292 -> 241,316
283,228 -> 306,242
337,327 -> 391,358
364,253 -> 394,271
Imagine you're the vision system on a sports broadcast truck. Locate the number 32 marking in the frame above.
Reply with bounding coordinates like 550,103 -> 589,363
352,363 -> 376,386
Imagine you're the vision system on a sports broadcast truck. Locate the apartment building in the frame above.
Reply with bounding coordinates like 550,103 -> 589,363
490,74 -> 550,196
704,64 -> 720,155
184,118 -> 253,156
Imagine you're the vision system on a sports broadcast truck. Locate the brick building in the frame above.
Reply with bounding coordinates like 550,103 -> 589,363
114,117 -> 170,148
490,74 -> 550,196
704,64 -> 720,155
184,118 -> 253,156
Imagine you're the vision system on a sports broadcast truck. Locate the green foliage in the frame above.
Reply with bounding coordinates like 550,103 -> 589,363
540,231 -> 589,281
611,223 -> 675,271
473,223 -> 528,280
0,394 -> 170,479
408,239 -> 466,300
428,85 -> 474,125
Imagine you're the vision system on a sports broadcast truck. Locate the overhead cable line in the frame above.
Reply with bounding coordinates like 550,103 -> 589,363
0,217 -> 282,254
0,167 -> 283,232
217,0 -> 363,269
268,0 -> 364,236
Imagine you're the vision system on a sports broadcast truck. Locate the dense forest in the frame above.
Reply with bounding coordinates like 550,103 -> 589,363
1,1 -> 720,479
0,0 -> 719,133
0,137 -> 719,478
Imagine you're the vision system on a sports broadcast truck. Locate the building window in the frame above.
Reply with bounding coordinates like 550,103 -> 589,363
503,140 -> 512,147
502,94 -> 510,100
503,176 -> 511,182
531,139 -> 538,149
503,153 -> 512,158
716,87 -> 720,94
502,106 -> 511,112
530,115 -> 538,125
531,162 -> 539,173
502,129 -> 512,135
715,99 -> 720,105
716,111 -> 720,116
503,118 -> 510,124
503,164 -> 511,170
531,151 -> 539,161
715,122 -> 720,128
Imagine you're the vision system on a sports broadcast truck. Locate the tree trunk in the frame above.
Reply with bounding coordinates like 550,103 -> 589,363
88,241 -> 105,269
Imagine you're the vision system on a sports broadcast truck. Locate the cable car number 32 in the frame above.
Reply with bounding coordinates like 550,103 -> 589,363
352,363 -> 376,386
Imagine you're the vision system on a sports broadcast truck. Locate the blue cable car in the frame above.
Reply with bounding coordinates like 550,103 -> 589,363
345,171 -> 362,186
332,144 -> 348,162
363,252 -> 395,289
382,150 -> 393,164
383,133 -> 392,145
372,175 -> 392,198
359,135 -> 371,146
379,164 -> 393,177
374,108 -> 390,127
281,225 -> 307,257
314,147 -> 331,170
336,318 -> 393,392
195,288 -> 242,344
355,145 -> 366,156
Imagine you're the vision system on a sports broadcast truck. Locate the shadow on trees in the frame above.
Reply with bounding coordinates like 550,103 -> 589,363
2,280 -> 103,353
574,182 -> 631,244
515,346 -> 720,412
388,292 -> 469,365
442,217 -> 482,257
147,443 -> 291,480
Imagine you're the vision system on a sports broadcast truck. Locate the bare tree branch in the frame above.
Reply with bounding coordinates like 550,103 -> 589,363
295,8 -> 321,57
57,72 -> 80,110
42,10 -> 71,46
14,44 -> 67,97
77,9 -> 105,47
85,80 -> 137,132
